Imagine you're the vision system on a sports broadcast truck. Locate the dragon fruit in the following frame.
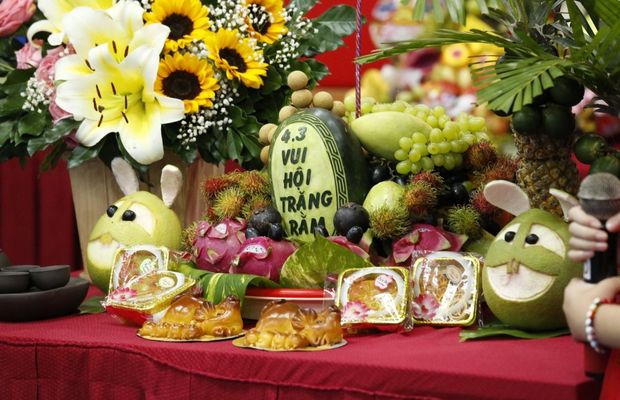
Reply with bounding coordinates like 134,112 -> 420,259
392,224 -> 467,265
190,218 -> 246,273
230,237 -> 297,283
326,235 -> 370,260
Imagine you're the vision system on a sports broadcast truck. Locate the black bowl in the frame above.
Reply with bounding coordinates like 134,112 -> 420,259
2,265 -> 40,273
0,277 -> 90,321
0,249 -> 10,269
29,265 -> 70,291
0,271 -> 30,294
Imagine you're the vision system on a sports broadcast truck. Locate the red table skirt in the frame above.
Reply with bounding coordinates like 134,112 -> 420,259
0,298 -> 599,400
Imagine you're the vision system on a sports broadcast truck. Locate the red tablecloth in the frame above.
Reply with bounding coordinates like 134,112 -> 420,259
0,290 -> 600,400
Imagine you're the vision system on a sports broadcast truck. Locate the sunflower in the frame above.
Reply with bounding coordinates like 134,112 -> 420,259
205,29 -> 268,89
155,53 -> 220,114
144,0 -> 210,52
243,0 -> 287,44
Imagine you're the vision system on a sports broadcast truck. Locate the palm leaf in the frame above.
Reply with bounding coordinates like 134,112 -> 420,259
473,57 -> 568,113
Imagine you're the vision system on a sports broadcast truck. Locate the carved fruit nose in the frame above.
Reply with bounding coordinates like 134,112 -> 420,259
100,233 -> 113,244
506,258 -> 519,274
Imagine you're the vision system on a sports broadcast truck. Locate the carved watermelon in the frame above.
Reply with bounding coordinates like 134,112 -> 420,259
268,108 -> 370,241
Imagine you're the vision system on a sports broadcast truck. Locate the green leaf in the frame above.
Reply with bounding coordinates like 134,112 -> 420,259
0,120 -> 15,147
176,263 -> 279,305
226,129 -> 241,161
279,235 -> 373,288
67,142 -> 103,168
18,112 -> 48,137
459,323 -> 569,341
291,0 -> 318,14
566,0 -> 585,47
313,5 -> 357,37
79,296 -> 106,314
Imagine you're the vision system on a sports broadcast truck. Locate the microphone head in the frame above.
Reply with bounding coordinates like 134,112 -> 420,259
577,172 -> 620,220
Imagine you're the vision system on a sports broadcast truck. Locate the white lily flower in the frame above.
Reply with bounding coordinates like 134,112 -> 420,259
62,1 -> 162,62
55,45 -> 185,165
27,0 -> 113,46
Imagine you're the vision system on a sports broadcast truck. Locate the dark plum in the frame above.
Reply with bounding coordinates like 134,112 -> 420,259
333,202 -> 370,236
345,226 -> 364,244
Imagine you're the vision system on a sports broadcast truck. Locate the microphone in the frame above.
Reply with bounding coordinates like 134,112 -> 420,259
577,172 -> 620,379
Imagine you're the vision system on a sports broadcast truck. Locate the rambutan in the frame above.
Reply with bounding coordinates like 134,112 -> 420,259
471,189 -> 499,216
369,205 -> 411,240
212,187 -> 245,220
410,171 -> 444,190
203,175 -> 233,201
242,194 -> 272,219
445,205 -> 482,240
464,141 -> 498,171
403,181 -> 438,216
237,170 -> 270,195
472,156 -> 518,187
181,222 -> 199,251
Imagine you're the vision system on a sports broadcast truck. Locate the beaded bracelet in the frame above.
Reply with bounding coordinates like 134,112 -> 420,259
585,297 -> 611,354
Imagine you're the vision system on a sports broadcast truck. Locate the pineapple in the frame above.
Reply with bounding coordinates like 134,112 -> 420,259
513,132 -> 580,216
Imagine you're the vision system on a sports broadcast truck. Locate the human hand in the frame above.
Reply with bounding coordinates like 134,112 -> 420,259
568,206 -> 607,262
562,277 -> 620,341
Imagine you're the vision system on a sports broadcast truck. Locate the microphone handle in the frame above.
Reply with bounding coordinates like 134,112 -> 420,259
582,231 -> 617,380
584,232 -> 618,283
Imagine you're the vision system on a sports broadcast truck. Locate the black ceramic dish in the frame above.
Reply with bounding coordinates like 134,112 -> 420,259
0,271 -> 30,294
29,265 -> 71,291
2,265 -> 40,273
0,249 -> 10,269
0,277 -> 90,321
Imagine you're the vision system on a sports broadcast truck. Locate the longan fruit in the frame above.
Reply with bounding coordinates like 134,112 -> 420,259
260,145 -> 270,164
287,71 -> 309,90
267,126 -> 277,143
291,89 -> 313,108
278,105 -> 297,122
258,123 -> 277,144
313,91 -> 333,110
331,100 -> 346,117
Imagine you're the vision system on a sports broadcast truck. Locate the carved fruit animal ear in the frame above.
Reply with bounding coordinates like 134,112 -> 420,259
483,180 -> 530,217
111,157 -> 139,195
549,188 -> 579,222
161,165 -> 183,208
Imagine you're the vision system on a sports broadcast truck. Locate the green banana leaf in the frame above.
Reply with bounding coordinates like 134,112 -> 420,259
177,263 -> 279,305
459,323 -> 569,341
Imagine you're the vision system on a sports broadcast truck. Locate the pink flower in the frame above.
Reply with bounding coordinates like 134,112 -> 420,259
0,0 -> 36,37
49,93 -> 72,123
15,42 -> 42,69
33,46 -> 74,123
342,301 -> 370,321
411,293 -> 439,320
35,46 -> 67,87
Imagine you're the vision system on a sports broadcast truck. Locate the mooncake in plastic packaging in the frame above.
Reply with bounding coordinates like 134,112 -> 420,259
336,266 -> 410,331
410,251 -> 481,326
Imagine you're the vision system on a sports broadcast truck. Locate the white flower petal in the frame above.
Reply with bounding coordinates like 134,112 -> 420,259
55,78 -> 99,120
54,54 -> 92,81
155,94 -> 185,124
62,7 -> 126,58
75,117 -> 121,147
118,102 -> 164,165
106,1 -> 147,37
27,20 -> 57,43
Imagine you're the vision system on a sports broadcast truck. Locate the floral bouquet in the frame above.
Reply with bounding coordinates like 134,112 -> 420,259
0,0 -> 356,172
